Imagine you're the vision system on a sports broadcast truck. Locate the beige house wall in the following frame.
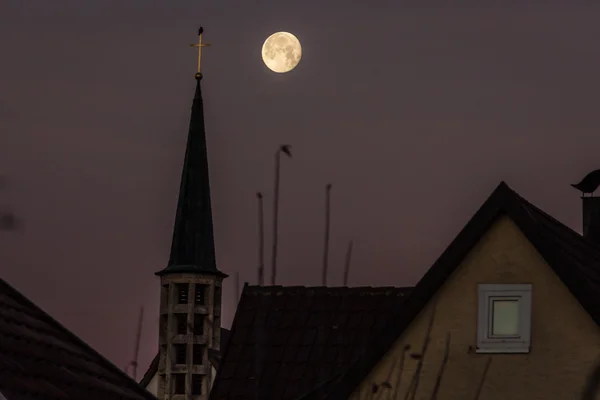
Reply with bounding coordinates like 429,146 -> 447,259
353,216 -> 600,400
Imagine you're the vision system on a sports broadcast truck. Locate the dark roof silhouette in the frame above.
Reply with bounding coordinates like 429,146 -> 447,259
572,169 -> 600,194
209,285 -> 412,400
206,181 -> 600,400
155,75 -> 225,277
139,327 -> 231,388
323,181 -> 600,399
0,278 -> 156,400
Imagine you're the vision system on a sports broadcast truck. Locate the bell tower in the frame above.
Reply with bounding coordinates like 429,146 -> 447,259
155,27 -> 227,400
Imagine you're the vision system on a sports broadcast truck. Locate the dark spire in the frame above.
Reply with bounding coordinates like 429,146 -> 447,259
156,74 -> 226,277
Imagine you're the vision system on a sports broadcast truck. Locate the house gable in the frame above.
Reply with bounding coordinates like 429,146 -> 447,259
352,215 -> 600,399
326,181 -> 600,399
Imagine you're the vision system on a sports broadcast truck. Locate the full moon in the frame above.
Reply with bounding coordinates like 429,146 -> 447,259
261,32 -> 302,73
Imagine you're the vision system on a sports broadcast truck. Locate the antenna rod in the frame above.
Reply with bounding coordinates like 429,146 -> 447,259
235,271 -> 240,303
257,192 -> 265,285
321,184 -> 332,286
0,176 -> 18,231
271,152 -> 281,286
343,240 -> 353,286
270,145 -> 292,286
130,306 -> 144,381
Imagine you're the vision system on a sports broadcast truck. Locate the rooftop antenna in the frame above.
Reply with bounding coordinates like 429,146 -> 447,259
321,184 -> 332,286
127,306 -> 144,381
270,145 -> 292,285
235,271 -> 240,303
257,192 -> 265,285
0,175 -> 18,231
343,240 -> 353,286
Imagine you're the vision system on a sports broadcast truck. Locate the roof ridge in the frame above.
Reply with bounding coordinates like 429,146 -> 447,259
244,285 -> 412,290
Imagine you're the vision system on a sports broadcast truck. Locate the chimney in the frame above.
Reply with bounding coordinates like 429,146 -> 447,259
582,197 -> 600,242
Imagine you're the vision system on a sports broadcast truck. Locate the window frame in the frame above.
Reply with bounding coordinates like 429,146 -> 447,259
477,284 -> 532,354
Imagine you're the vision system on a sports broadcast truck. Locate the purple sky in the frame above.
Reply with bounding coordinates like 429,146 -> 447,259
1,0 -> 600,378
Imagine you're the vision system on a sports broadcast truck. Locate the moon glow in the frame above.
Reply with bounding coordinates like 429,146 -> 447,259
261,32 -> 302,73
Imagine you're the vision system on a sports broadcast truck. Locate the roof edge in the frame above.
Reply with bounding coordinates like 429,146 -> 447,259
209,285 -> 253,398
139,353 -> 160,387
155,265 -> 228,278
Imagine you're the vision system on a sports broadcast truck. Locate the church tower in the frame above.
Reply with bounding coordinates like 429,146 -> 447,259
155,28 -> 227,400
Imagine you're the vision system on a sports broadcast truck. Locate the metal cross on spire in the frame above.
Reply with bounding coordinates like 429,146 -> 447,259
189,27 -> 211,79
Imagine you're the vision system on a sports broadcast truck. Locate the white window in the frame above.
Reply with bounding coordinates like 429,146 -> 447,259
477,284 -> 532,353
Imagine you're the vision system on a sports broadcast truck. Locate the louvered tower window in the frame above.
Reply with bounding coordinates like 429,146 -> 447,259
174,314 -> 187,335
193,345 -> 204,365
192,375 -> 203,395
193,314 -> 204,335
174,344 -> 186,364
194,285 -> 206,305
173,374 -> 185,394
176,283 -> 189,304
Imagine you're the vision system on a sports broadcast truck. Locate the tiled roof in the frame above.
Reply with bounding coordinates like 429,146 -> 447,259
326,181 -> 600,399
209,286 -> 412,400
139,327 -> 231,388
0,278 -> 156,400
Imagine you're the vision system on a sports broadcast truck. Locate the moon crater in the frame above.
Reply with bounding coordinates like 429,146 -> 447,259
261,32 -> 302,73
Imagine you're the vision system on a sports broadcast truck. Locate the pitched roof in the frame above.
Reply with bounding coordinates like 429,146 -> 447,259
209,285 -> 412,400
139,327 -> 231,388
0,278 -> 156,400
325,181 -> 600,399
156,75 -> 225,277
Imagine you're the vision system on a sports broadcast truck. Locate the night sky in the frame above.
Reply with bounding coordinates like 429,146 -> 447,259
1,0 -> 600,378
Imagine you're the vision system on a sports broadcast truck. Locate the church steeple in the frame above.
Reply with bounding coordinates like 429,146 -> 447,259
156,28 -> 225,278
153,28 -> 226,400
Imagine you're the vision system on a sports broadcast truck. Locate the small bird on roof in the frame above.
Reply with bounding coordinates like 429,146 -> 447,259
571,169 -> 600,196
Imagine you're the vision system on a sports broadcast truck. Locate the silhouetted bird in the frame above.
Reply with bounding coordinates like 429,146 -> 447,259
280,145 -> 292,158
0,212 -> 17,231
572,169 -> 600,195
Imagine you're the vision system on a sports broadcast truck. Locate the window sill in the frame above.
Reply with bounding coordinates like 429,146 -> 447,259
476,346 -> 530,354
